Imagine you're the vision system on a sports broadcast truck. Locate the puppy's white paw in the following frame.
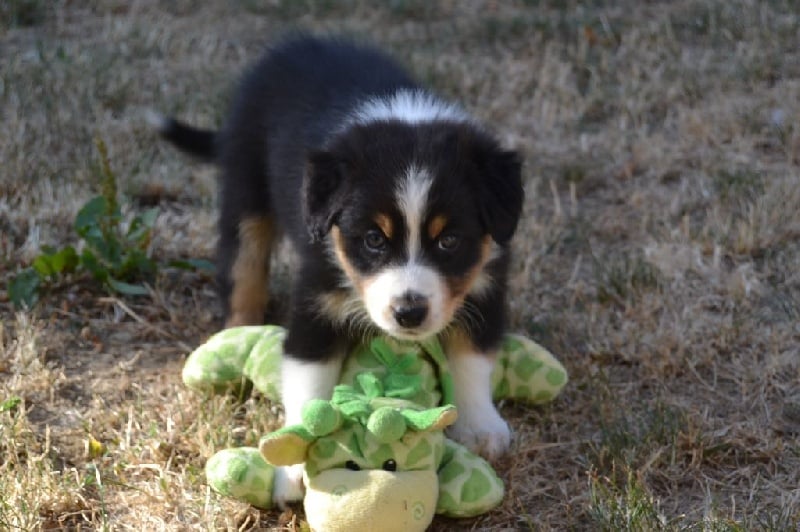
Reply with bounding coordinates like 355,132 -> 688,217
446,403 -> 511,462
272,464 -> 305,508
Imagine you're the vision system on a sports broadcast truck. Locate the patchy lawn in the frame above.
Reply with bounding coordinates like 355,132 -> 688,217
2,0 -> 799,530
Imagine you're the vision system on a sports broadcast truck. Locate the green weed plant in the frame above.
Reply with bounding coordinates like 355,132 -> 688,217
8,138 -> 210,308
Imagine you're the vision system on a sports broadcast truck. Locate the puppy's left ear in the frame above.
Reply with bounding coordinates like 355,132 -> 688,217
474,145 -> 524,244
303,151 -> 349,242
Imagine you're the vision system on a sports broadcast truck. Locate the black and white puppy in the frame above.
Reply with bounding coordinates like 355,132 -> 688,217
155,35 -> 523,503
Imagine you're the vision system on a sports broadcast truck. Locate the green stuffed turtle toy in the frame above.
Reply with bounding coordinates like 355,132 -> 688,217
183,326 -> 567,531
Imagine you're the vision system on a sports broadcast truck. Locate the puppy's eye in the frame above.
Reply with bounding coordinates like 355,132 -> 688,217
437,234 -> 461,252
382,459 -> 397,472
364,230 -> 388,252
345,460 -> 361,471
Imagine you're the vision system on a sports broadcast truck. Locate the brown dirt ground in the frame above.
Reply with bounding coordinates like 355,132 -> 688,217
2,0 -> 799,530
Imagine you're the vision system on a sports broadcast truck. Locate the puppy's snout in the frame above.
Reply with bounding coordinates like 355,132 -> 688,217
391,291 -> 429,328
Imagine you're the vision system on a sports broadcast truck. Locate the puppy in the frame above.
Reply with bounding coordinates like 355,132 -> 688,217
155,35 -> 523,503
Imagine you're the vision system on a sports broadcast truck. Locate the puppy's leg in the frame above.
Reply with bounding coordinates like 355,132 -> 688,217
273,354 -> 343,506
216,114 -> 273,327
224,216 -> 275,327
445,329 -> 511,462
273,306 -> 345,505
280,353 -> 344,427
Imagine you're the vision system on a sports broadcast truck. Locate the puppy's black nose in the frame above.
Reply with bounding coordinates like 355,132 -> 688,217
391,292 -> 428,328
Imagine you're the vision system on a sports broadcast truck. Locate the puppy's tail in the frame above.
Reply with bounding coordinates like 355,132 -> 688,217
147,110 -> 217,162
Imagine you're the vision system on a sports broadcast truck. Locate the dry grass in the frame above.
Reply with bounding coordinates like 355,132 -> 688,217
2,0 -> 799,530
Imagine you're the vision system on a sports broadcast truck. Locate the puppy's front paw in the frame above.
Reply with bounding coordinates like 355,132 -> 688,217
272,464 -> 305,508
446,404 -> 511,462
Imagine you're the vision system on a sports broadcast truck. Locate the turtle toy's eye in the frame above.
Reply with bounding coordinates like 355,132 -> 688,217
382,459 -> 397,472
345,460 -> 361,471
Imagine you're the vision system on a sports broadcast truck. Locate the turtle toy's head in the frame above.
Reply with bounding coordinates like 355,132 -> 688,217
259,377 -> 457,532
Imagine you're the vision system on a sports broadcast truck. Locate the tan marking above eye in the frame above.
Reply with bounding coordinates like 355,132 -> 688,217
427,214 -> 448,240
373,213 -> 393,239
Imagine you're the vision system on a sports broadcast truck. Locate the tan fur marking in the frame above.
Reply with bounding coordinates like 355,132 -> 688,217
227,216 -> 274,327
443,326 -> 475,356
427,214 -> 448,240
374,213 -> 393,240
315,290 -> 361,324
315,288 -> 377,337
443,236 -> 494,319
317,291 -> 351,318
442,325 -> 497,359
331,226 -> 365,294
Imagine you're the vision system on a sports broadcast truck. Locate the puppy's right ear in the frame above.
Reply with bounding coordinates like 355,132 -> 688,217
303,151 -> 348,242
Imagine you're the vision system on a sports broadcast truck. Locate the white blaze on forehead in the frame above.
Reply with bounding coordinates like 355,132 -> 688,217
396,165 -> 432,261
350,89 -> 470,126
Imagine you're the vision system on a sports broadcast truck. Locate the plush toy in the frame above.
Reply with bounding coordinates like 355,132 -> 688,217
183,326 -> 567,531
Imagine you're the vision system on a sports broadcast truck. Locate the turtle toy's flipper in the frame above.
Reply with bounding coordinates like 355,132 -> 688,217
436,439 -> 504,517
205,447 -> 275,509
182,325 -> 285,401
492,334 -> 568,404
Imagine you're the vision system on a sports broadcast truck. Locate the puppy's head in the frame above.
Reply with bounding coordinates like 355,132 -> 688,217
303,121 -> 523,341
